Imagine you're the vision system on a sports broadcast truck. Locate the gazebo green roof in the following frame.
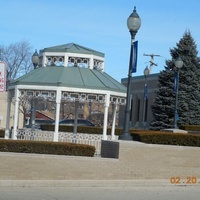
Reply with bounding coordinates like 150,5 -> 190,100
12,66 -> 126,93
40,43 -> 105,57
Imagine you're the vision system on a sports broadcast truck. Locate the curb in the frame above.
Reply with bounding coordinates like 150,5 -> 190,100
1,179 -> 198,187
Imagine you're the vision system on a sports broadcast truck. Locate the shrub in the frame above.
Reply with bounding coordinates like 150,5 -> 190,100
129,130 -> 200,147
179,125 -> 200,131
0,140 -> 95,157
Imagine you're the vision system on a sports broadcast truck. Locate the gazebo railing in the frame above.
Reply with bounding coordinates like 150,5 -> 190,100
16,129 -> 118,155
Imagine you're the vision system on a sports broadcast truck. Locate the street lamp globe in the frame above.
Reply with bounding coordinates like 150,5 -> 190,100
32,49 -> 39,69
127,6 -> 141,39
143,66 -> 150,76
175,57 -> 183,69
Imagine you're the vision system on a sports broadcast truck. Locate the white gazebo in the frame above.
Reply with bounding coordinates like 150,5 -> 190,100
5,43 -> 126,141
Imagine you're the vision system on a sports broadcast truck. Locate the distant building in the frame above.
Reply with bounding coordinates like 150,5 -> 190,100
119,73 -> 159,129
0,91 -> 23,129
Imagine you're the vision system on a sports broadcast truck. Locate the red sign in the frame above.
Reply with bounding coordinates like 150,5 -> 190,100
0,62 -> 6,92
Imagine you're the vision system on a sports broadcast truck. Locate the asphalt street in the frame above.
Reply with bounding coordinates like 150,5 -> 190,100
0,185 -> 200,200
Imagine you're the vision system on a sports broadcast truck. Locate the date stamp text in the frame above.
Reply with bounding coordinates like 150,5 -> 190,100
170,176 -> 200,185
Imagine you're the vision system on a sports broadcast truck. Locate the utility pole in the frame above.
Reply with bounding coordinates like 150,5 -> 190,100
143,53 -> 160,73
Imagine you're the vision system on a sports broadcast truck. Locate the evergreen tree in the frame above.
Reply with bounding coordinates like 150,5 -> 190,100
150,31 -> 200,130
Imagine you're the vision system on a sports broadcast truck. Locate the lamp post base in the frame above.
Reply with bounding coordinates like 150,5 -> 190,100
118,132 -> 133,140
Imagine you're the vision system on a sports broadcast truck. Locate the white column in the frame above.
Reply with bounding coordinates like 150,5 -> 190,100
89,55 -> 94,69
111,103 -> 117,140
64,54 -> 68,67
101,61 -> 105,72
102,93 -> 110,140
54,88 -> 61,142
42,53 -> 46,67
13,87 -> 19,140
5,91 -> 12,139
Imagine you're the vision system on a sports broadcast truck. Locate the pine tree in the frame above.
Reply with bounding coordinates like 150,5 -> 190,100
150,31 -> 200,130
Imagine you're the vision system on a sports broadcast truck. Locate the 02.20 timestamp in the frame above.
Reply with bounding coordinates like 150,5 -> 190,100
170,176 -> 199,185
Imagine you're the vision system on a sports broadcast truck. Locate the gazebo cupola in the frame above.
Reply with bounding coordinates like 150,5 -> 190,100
38,43 -> 105,71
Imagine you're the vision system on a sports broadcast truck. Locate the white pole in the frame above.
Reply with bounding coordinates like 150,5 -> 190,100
102,93 -> 110,140
5,91 -> 11,139
111,103 -> 117,140
13,87 -> 19,140
54,89 -> 61,142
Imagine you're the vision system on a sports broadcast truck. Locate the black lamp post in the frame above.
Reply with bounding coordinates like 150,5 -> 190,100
119,6 -> 141,140
174,57 -> 183,129
30,50 -> 39,132
142,66 -> 150,129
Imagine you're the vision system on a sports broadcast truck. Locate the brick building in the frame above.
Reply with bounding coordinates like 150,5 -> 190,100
119,73 -> 159,129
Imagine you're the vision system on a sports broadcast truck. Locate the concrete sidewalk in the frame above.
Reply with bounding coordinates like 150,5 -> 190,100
1,142 -> 200,181
0,184 -> 200,200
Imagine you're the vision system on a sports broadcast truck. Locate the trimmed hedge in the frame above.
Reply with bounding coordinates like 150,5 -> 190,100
180,125 -> 200,131
40,124 -> 123,135
130,130 -> 200,147
40,124 -> 102,134
0,140 -> 95,157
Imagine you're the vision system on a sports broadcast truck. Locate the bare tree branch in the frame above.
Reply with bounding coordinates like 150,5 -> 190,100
0,40 -> 34,126
0,40 -> 33,80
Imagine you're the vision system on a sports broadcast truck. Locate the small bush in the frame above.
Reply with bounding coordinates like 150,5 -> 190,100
179,125 -> 200,131
0,140 -> 95,157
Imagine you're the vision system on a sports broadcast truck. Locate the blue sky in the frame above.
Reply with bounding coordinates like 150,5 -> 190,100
0,0 -> 200,81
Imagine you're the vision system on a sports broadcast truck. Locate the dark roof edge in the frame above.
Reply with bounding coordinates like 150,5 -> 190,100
121,73 -> 159,82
